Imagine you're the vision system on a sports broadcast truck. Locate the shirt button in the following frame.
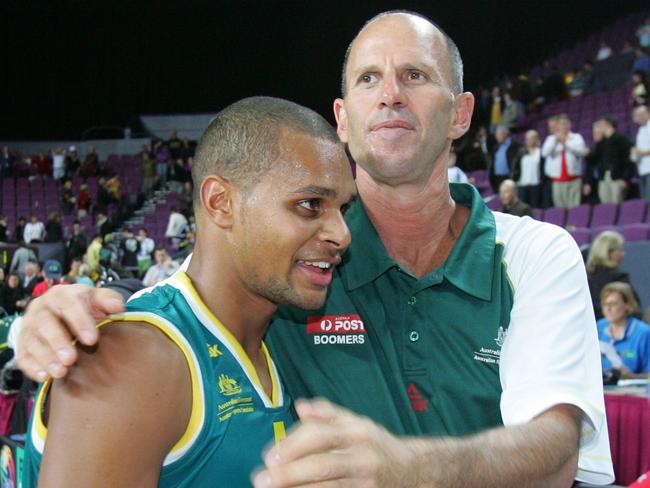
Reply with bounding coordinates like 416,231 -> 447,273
409,331 -> 419,342
408,296 -> 417,305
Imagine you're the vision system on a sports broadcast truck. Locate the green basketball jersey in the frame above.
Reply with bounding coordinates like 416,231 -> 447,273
24,270 -> 295,487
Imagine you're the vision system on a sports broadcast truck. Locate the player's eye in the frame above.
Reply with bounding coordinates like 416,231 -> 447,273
407,70 -> 426,81
360,73 -> 378,83
297,199 -> 321,213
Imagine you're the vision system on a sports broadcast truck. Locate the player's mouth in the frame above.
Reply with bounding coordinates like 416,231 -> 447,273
296,259 -> 339,287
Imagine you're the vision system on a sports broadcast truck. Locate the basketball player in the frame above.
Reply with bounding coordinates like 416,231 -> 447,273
23,96 -> 356,487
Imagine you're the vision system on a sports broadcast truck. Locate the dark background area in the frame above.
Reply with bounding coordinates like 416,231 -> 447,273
3,0 -> 649,140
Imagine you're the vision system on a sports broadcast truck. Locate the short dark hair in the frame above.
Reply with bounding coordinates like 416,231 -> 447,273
340,10 -> 464,96
192,96 -> 340,206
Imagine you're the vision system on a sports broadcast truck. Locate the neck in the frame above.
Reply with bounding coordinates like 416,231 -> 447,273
609,318 -> 629,333
355,155 -> 469,278
186,241 -> 276,361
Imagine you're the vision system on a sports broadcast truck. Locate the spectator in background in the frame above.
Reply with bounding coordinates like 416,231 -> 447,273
23,214 -> 45,244
568,69 -> 587,97
9,242 -> 37,279
180,181 -> 194,215
96,178 -> 113,213
489,85 -> 503,133
632,48 -> 650,76
136,227 -> 155,277
501,92 -> 524,130
32,260 -> 62,298
499,179 -> 532,217
33,151 -> 51,178
488,125 -> 521,193
587,230 -> 634,320
141,150 -> 157,196
597,282 -> 650,379
51,147 -> 66,181
167,130 -> 182,160
75,264 -> 95,287
636,17 -> 650,51
542,114 -> 587,209
76,183 -> 92,218
105,174 -> 122,202
67,257 -> 82,281
180,138 -> 195,162
44,212 -> 64,243
164,206 -> 188,242
142,247 -> 179,287
596,41 -> 613,61
0,272 -> 23,316
168,158 -> 188,194
153,139 -> 171,189
85,235 -> 103,275
95,211 -> 112,238
20,262 -> 42,299
542,65 -> 568,102
60,180 -> 76,215
0,145 -> 16,177
447,148 -> 469,184
66,220 -> 87,261
633,105 -> 650,202
517,130 -> 543,208
14,217 -> 26,244
119,227 -> 140,277
584,116 -> 632,204
64,146 -> 80,179
631,71 -> 649,107
0,214 -> 7,242
80,146 -> 99,178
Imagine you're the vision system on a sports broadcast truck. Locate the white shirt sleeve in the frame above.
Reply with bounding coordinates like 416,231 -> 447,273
541,135 -> 556,158
566,133 -> 587,157
496,215 -> 614,485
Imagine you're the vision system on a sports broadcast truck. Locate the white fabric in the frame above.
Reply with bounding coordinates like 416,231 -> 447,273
447,166 -> 469,184
636,121 -> 650,176
518,148 -> 541,186
142,260 -> 180,287
165,212 -> 188,238
137,237 -> 155,259
542,132 -> 587,178
494,213 -> 613,484
23,221 -> 45,243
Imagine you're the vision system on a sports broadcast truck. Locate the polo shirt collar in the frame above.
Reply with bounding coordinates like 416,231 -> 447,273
341,183 -> 496,301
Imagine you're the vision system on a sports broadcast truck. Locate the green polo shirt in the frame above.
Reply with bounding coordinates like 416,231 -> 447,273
267,184 -> 514,437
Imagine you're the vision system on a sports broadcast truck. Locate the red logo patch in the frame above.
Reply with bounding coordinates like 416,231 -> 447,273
407,383 -> 429,412
306,315 -> 366,334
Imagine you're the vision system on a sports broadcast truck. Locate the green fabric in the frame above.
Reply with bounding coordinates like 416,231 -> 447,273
24,280 -> 294,487
267,183 -> 514,437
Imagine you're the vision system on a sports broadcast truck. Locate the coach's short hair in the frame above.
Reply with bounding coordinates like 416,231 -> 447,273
192,96 -> 340,205
340,10 -> 464,96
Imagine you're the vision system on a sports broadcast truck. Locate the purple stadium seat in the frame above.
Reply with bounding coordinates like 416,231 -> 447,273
543,207 -> 566,227
532,208 -> 543,221
566,204 -> 591,228
617,199 -> 647,225
621,224 -> 650,242
591,203 -> 618,227
486,198 -> 502,211
569,228 -> 591,247
591,226 -> 620,240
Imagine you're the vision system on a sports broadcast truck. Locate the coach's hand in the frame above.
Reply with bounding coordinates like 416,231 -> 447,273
17,284 -> 125,381
253,399 -> 413,487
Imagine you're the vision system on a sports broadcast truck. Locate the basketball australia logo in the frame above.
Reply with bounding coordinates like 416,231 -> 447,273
218,374 -> 242,396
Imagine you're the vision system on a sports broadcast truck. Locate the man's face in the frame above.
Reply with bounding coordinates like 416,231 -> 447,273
602,292 -> 629,324
229,132 -> 356,310
334,15 -> 457,186
24,265 -> 35,277
499,184 -> 516,206
633,107 -> 649,126
154,249 -> 167,264
495,128 -> 508,144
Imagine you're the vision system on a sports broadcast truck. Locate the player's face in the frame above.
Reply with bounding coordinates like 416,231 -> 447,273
231,133 -> 356,310
335,15 -> 456,186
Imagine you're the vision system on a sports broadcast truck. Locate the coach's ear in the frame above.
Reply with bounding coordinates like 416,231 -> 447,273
200,174 -> 234,229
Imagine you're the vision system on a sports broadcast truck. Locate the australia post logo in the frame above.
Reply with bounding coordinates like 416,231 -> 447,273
306,314 -> 366,345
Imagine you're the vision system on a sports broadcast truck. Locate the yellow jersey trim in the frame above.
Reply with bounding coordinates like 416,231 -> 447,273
31,312 -> 205,465
174,271 -> 281,408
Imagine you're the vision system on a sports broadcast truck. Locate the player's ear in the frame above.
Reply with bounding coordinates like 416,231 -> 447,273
333,98 -> 349,143
200,174 -> 234,229
448,92 -> 474,140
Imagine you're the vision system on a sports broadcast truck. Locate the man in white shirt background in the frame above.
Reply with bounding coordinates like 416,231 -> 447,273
633,105 -> 650,202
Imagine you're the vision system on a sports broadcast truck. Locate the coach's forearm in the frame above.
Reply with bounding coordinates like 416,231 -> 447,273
401,405 -> 580,488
